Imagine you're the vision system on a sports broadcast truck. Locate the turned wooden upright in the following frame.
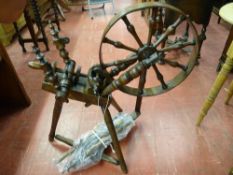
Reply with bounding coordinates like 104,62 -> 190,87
196,3 -> 233,126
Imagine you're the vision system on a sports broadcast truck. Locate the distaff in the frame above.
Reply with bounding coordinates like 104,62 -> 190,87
0,0 -> 27,23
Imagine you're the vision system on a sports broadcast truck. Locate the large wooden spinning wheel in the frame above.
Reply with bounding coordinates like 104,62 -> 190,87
99,2 -> 199,97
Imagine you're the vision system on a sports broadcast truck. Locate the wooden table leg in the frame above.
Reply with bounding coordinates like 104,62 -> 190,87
0,42 -> 31,107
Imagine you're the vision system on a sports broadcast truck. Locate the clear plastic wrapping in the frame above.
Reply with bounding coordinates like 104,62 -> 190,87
56,112 -> 135,173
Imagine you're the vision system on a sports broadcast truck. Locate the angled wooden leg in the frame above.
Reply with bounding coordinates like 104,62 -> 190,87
49,99 -> 64,141
225,80 -> 233,105
111,97 -> 122,112
135,70 -> 147,114
196,41 -> 233,126
101,107 -> 128,173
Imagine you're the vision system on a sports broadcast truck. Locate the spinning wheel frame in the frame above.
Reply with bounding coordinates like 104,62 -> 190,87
99,2 -> 199,97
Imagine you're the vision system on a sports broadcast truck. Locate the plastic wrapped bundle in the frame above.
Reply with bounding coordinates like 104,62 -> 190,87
56,112 -> 135,173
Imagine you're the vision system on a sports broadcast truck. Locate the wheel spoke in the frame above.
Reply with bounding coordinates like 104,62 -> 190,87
163,58 -> 187,71
102,54 -> 138,68
122,16 -> 143,47
152,15 -> 186,48
109,54 -> 138,77
157,40 -> 196,52
152,64 -> 168,89
183,23 -> 190,41
103,37 -> 138,52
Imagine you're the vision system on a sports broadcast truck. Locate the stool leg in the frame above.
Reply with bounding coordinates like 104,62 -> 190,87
30,0 -> 49,51
24,9 -> 39,48
225,80 -> 233,105
13,22 -> 26,52
101,107 -> 128,173
196,42 -> 233,126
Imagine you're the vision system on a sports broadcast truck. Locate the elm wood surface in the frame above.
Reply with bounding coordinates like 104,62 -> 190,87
0,0 -> 232,175
0,0 -> 30,107
0,42 -> 31,107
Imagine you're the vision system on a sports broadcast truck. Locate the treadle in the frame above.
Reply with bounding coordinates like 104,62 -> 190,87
55,134 -> 120,165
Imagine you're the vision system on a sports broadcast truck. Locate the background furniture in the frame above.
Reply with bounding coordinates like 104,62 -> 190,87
196,3 -> 233,126
60,0 -> 114,19
141,0 -> 215,62
165,0 -> 215,59
14,0 -> 61,52
213,0 -> 233,23
87,0 -> 115,19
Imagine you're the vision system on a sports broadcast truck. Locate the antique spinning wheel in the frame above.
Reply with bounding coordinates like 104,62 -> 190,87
28,2 -> 201,173
99,2 -> 199,97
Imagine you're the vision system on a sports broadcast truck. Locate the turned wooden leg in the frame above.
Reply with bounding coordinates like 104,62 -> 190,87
101,107 -> 128,173
49,99 -> 64,141
225,80 -> 233,105
135,70 -> 147,114
196,41 -> 233,126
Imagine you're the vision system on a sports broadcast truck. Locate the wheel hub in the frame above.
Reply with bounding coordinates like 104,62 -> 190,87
138,45 -> 157,61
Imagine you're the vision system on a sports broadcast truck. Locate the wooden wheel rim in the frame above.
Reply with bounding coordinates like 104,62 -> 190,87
99,2 -> 199,96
